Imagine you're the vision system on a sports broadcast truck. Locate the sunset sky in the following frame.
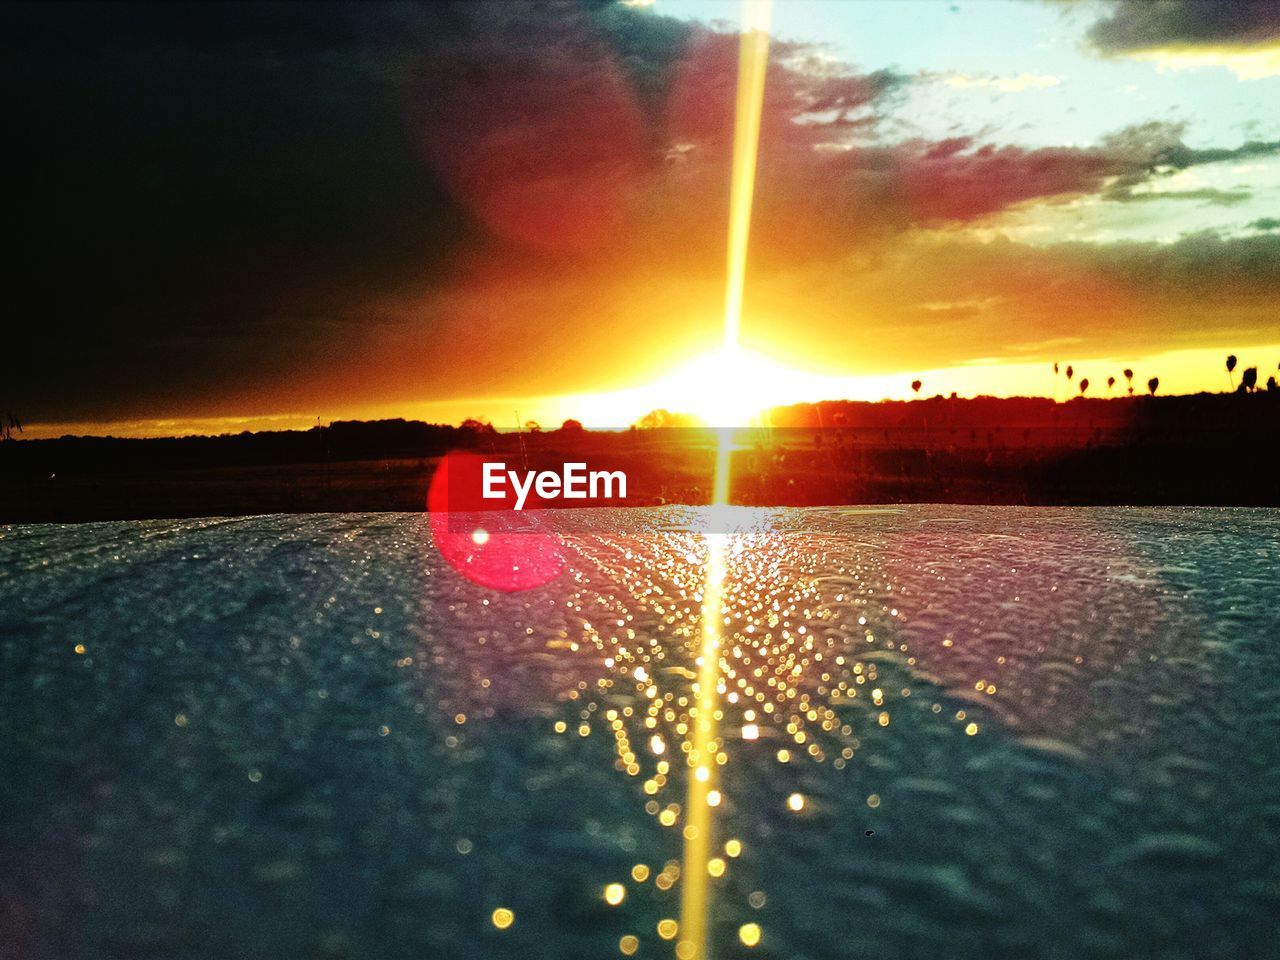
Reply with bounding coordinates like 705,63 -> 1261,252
9,0 -> 1280,437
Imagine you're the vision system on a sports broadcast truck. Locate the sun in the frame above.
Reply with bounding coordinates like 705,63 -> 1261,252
638,345 -> 834,426
567,343 -> 858,428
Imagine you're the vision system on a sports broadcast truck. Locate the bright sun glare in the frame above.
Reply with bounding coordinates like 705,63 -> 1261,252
568,343 -> 856,429
654,346 -> 812,426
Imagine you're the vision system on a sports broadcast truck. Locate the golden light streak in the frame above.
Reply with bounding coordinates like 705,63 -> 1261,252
710,431 -> 733,507
722,0 -> 771,354
677,532 -> 727,960
678,3 -> 771,958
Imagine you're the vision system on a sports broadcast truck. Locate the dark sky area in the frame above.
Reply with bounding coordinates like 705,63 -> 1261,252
8,3 -> 481,422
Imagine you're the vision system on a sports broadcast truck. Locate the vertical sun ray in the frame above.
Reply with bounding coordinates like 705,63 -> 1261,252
722,0 -> 772,356
679,3 -> 771,958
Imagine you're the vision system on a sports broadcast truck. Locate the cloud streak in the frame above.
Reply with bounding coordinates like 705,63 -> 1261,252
937,71 -> 1064,92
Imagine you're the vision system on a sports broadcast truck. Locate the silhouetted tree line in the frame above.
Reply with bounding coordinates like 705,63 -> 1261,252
0,418 -> 491,474
770,392 -> 1279,450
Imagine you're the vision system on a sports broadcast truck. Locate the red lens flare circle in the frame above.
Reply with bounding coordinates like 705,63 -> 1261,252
427,450 -> 564,592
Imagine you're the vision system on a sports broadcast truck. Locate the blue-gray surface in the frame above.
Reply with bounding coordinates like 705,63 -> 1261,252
2,507 -> 1279,960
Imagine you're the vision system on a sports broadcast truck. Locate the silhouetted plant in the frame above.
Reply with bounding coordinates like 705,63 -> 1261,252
911,379 -> 922,395
1226,354 -> 1237,390
1079,378 -> 1089,396
1123,368 -> 1134,395
1147,376 -> 1159,396
1065,364 -> 1074,383
1268,376 -> 1278,393
1241,366 -> 1257,393
1107,376 -> 1115,393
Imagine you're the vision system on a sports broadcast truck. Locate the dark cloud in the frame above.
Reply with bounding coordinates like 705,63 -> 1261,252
7,1 -> 468,420
1075,231 -> 1280,296
1249,217 -> 1280,231
1151,137 -> 1280,170
1103,187 -> 1251,206
1084,0 -> 1280,53
822,123 -> 1279,230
